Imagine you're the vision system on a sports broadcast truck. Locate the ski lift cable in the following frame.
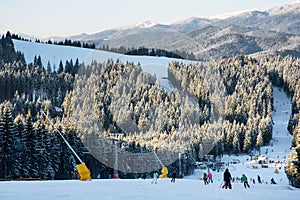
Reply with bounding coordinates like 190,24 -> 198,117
41,110 -> 83,164
139,132 -> 165,168
117,123 -> 165,168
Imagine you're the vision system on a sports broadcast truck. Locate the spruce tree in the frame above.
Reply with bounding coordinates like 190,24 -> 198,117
0,102 -> 19,179
14,114 -> 27,178
24,109 -> 39,178
34,114 -> 49,179
243,129 -> 252,153
256,130 -> 263,155
58,60 -> 64,74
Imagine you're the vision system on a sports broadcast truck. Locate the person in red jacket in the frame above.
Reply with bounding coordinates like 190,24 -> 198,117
208,172 -> 213,183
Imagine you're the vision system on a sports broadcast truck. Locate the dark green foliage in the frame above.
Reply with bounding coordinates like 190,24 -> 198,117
0,102 -> 19,178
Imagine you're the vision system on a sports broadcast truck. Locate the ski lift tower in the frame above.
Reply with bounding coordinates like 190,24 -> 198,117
204,155 -> 214,173
108,133 -> 124,179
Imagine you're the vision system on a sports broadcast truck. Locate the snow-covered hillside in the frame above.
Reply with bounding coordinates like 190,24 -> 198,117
1,52 -> 299,199
13,39 -> 185,91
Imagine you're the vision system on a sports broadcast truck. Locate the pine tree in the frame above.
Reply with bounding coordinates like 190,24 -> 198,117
58,60 -> 64,74
24,109 -> 39,178
0,102 -> 20,179
232,129 -> 240,155
47,61 -> 52,73
34,114 -> 49,179
243,129 -> 252,153
14,114 -> 27,178
256,130 -> 263,155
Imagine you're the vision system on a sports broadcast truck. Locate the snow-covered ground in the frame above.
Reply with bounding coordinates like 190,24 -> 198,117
7,40 -> 299,199
1,177 -> 298,200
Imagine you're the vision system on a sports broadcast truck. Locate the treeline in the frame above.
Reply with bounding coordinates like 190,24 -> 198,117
0,55 -> 77,106
100,45 -> 196,60
11,33 -> 96,49
11,32 -> 196,60
46,39 -> 96,49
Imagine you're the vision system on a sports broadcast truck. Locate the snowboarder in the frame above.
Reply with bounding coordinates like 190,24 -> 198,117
151,172 -> 159,184
203,173 -> 209,185
241,174 -> 250,188
208,172 -> 213,183
258,175 -> 262,183
222,169 -> 232,189
171,170 -> 176,183
142,174 -> 146,180
271,178 -> 277,184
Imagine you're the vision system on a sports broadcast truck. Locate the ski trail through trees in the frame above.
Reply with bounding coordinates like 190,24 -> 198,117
261,87 -> 291,164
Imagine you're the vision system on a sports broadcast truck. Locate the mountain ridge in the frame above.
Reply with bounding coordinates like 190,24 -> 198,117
13,1 -> 300,59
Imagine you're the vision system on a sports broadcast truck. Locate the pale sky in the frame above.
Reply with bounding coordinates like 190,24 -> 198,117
0,0 -> 297,38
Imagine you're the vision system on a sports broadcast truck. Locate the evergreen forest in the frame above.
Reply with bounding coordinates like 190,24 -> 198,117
0,31 -> 300,187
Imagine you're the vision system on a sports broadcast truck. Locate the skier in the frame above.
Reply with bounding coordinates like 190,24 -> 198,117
241,174 -> 250,188
171,170 -> 176,183
151,172 -> 159,184
208,172 -> 213,183
257,175 -> 262,183
222,169 -> 232,189
203,173 -> 209,185
271,178 -> 277,184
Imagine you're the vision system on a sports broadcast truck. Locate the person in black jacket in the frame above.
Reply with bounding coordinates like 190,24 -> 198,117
257,175 -> 262,184
171,170 -> 176,183
222,169 -> 232,189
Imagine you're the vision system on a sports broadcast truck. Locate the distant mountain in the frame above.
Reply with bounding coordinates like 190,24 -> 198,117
18,0 -> 299,60
188,25 -> 298,59
166,17 -> 216,33
216,0 -> 300,35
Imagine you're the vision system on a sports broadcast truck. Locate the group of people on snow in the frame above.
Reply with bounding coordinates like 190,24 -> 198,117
220,169 -> 276,189
149,168 -> 276,188
151,169 -> 178,184
202,172 -> 213,185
